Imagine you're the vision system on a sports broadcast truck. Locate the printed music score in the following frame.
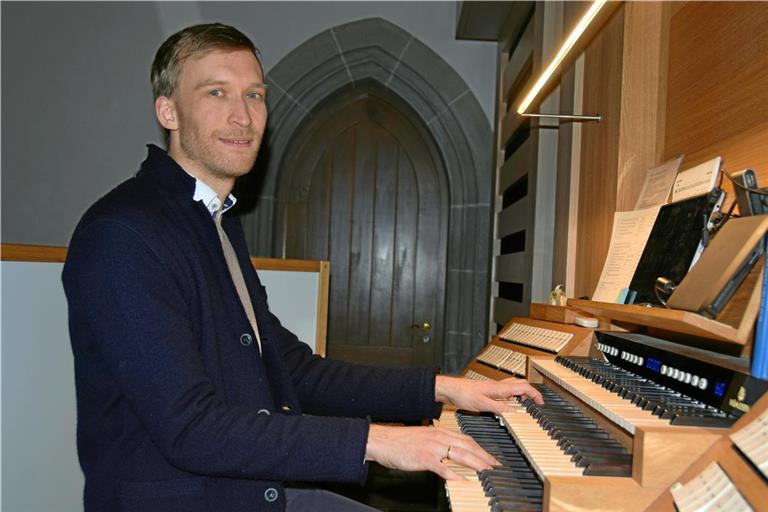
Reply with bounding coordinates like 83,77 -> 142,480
634,155 -> 683,210
498,323 -> 573,353
730,407 -> 768,479
670,462 -> 752,512
592,206 -> 661,303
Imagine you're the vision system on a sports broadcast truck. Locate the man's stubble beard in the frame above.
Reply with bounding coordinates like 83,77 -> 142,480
179,126 -> 261,181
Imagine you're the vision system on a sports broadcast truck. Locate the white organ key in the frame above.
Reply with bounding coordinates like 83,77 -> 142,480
436,412 -> 488,512
532,359 -> 670,434
500,403 -> 585,480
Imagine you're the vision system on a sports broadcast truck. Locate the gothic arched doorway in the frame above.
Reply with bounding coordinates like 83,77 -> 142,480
275,83 -> 448,368
239,18 -> 493,373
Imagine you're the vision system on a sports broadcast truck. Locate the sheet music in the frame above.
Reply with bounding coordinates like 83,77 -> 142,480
671,156 -> 721,203
634,155 -> 684,210
592,206 -> 662,303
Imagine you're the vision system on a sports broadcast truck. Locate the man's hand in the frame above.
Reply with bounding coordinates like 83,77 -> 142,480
435,375 -> 544,415
365,424 -> 498,480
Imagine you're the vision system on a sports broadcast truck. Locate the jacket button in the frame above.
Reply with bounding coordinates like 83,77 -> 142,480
257,409 -> 271,416
240,333 -> 253,346
281,404 -> 292,412
264,487 -> 278,502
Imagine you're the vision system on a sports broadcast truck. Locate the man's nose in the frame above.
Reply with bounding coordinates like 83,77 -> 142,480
228,97 -> 252,127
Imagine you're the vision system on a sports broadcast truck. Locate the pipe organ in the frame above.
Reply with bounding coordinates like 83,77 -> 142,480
438,305 -> 768,511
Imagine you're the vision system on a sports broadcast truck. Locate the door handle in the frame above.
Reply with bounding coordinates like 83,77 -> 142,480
410,322 -> 432,331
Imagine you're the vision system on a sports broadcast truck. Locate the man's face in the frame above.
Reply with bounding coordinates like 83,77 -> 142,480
159,49 -> 267,183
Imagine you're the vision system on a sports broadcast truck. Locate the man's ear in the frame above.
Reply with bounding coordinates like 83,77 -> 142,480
155,96 -> 178,131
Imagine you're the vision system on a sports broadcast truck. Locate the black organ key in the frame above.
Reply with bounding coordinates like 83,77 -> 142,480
555,356 -> 739,428
514,384 -> 634,478
456,412 -> 544,511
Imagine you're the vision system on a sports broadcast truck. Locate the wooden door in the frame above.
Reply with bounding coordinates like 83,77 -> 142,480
278,89 -> 447,367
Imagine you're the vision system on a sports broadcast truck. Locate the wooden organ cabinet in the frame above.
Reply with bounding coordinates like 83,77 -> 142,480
450,1 -> 768,509
437,304 -> 768,511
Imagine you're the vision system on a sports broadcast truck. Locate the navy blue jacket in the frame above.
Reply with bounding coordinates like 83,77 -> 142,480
62,145 -> 442,512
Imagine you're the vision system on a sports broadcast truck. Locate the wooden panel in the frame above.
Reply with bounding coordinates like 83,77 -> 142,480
615,1 -> 671,212
529,303 -> 591,325
499,137 -> 534,192
645,393 -> 768,512
567,299 -> 748,346
497,196 -> 529,238
495,253 -> 527,283
664,2 -> 768,182
284,91 -> 446,367
328,128 -> 355,345
369,129 -> 397,349
347,123 -> 375,346
574,5 -> 625,299
391,148 -> 418,349
1,243 -> 67,262
306,152 -> 332,261
314,261 -> 330,357
0,243 -> 325,272
250,257 -> 323,272
411,143 -> 445,367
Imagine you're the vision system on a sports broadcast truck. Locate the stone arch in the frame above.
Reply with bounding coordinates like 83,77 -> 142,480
238,17 -> 492,372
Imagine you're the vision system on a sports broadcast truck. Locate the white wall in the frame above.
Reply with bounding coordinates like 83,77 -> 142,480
1,1 -> 496,247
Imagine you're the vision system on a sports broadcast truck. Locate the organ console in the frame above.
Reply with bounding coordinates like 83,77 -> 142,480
439,304 -> 768,511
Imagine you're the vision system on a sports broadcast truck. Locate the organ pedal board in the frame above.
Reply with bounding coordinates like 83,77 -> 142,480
442,305 -> 768,511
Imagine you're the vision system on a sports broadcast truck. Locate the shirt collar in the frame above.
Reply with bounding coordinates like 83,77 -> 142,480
182,169 -> 237,216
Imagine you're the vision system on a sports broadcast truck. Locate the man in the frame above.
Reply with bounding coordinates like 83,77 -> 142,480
63,23 -> 542,512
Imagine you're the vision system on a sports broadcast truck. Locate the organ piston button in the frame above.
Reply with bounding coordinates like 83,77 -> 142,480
661,365 -> 668,375
698,378 -> 708,390
691,375 -> 700,387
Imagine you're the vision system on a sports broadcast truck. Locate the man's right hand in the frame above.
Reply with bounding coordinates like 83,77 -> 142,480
364,424 -> 498,480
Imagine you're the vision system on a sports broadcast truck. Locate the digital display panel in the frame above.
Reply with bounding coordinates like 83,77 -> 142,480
645,357 -> 662,373
714,381 -> 726,397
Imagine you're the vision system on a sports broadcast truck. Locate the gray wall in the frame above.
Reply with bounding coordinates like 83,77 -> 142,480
1,1 -> 496,246
0,260 -> 327,511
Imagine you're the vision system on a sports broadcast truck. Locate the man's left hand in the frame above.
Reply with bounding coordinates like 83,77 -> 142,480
435,375 -> 543,414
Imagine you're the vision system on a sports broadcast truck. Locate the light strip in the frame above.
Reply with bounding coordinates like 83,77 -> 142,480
516,0 -> 608,115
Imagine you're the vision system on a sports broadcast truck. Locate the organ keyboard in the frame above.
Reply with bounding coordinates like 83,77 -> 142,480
443,304 -> 768,511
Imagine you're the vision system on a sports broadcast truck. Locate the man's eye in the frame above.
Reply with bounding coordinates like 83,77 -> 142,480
246,91 -> 264,101
208,89 -> 222,97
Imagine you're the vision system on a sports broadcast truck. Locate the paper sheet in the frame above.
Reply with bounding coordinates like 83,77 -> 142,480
592,206 -> 662,303
671,156 -> 721,203
634,155 -> 684,210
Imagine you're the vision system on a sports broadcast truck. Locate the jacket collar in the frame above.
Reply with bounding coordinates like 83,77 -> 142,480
137,144 -> 197,199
